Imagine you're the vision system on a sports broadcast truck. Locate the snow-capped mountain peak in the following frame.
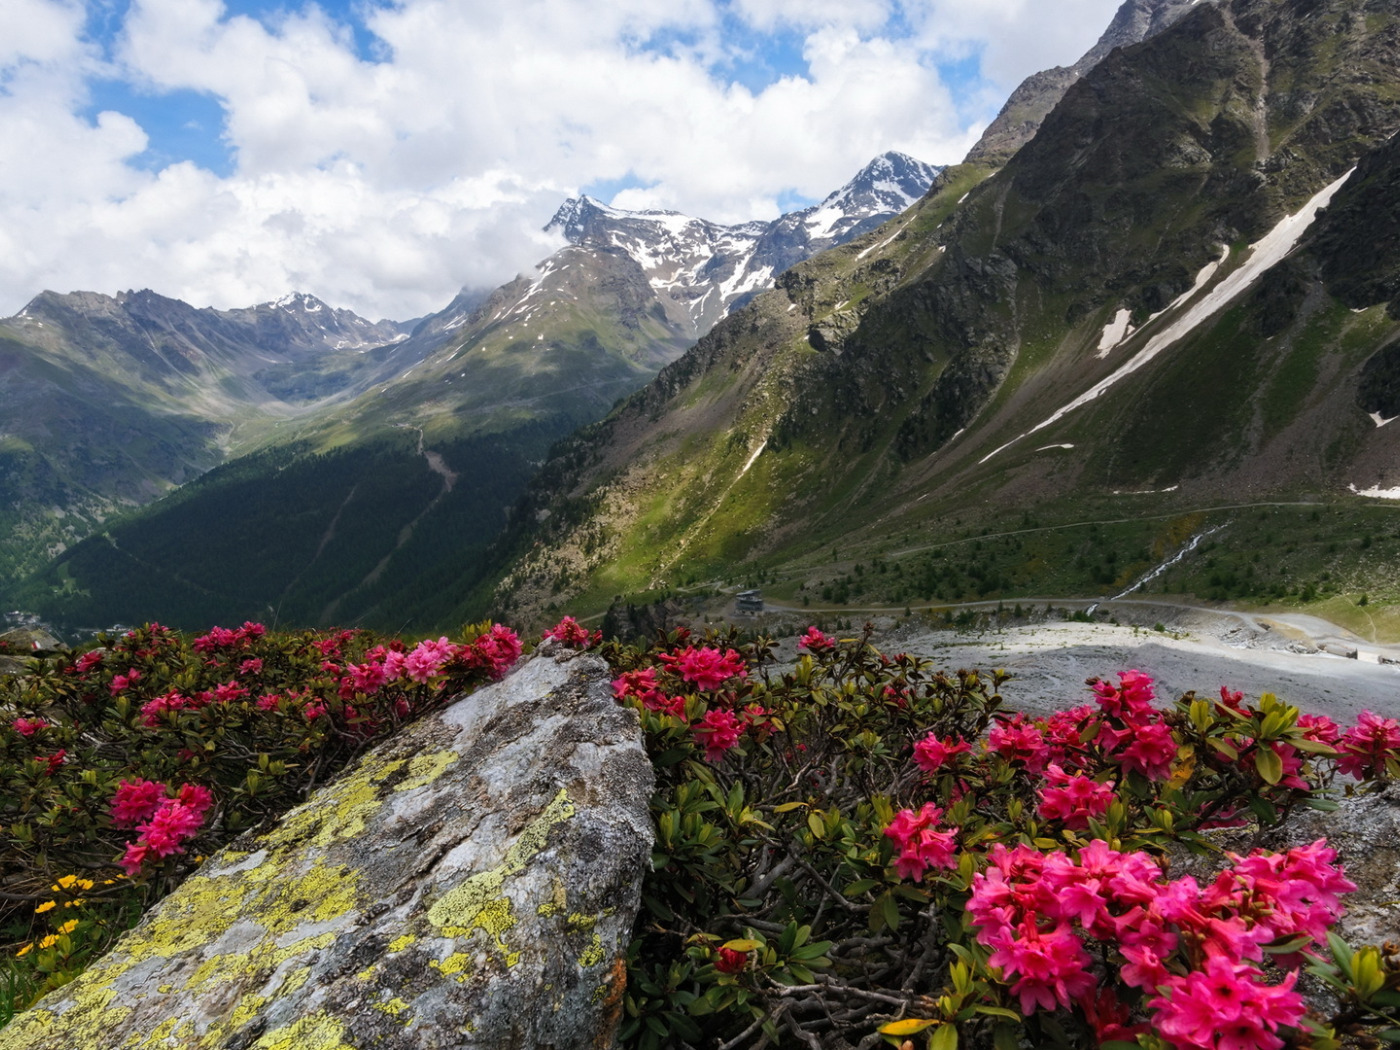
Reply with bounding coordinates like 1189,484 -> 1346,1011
539,153 -> 943,336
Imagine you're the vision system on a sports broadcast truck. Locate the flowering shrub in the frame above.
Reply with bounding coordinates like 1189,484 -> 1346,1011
0,619 -> 520,1018
3,615 -> 1398,1045
604,625 -> 1400,1050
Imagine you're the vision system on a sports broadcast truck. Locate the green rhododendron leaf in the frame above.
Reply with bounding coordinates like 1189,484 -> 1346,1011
1255,747 -> 1284,785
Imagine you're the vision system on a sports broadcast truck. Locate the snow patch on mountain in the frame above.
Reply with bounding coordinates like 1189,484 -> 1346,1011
1349,483 -> 1400,499
979,170 -> 1354,465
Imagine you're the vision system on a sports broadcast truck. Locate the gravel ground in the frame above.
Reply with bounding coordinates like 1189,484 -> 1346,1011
868,611 -> 1400,722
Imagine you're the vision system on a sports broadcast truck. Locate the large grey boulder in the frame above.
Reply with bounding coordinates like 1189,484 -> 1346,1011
0,647 -> 654,1050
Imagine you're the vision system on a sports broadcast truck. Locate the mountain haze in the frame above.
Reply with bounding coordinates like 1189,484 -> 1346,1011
0,289 -> 412,581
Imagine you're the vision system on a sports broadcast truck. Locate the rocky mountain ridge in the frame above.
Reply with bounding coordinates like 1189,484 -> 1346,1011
487,0 -> 1400,625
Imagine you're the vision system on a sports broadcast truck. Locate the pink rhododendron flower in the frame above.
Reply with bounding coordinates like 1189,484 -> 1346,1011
985,918 -> 1097,1015
472,624 -> 522,679
135,798 -> 206,859
11,717 -> 49,737
303,701 -> 327,720
660,646 -> 747,691
346,660 -> 387,694
238,658 -> 263,676
797,626 -> 835,653
912,733 -> 971,774
612,667 -> 659,701
542,616 -> 598,647
109,668 -> 142,695
1036,764 -> 1115,829
1111,719 -> 1178,781
140,691 -> 195,726
1150,957 -> 1305,1050
1216,685 -> 1249,715
119,841 -> 154,876
1336,710 -> 1400,780
176,784 -> 213,815
884,803 -> 959,881
42,750 -> 66,775
256,693 -> 281,711
1041,705 -> 1097,768
715,947 -> 746,973
73,650 -> 104,673
987,714 -> 1048,771
212,680 -> 248,703
404,637 -> 458,683
1297,713 -> 1340,745
110,778 -> 170,828
693,709 -> 743,761
1092,670 -> 1157,721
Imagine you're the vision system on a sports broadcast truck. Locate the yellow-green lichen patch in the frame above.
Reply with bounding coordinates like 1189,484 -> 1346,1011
396,750 -> 457,792
387,933 -> 417,952
372,995 -> 412,1018
251,1012 -> 354,1050
122,872 -> 251,962
426,789 -> 574,937
260,753 -> 406,851
260,863 -> 361,935
578,932 -> 606,968
0,984 -> 133,1049
430,951 -> 473,981
565,912 -> 597,932
122,1016 -> 190,1047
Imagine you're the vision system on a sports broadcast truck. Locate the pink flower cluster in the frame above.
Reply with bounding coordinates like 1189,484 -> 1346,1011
797,626 -> 836,653
1036,764 -> 1115,829
612,644 -> 762,762
1336,710 -> 1400,780
968,672 -> 1177,788
11,717 -> 49,737
191,622 -> 266,652
110,778 -> 214,875
611,667 -> 686,719
967,838 -> 1354,1048
658,646 -> 746,691
884,803 -> 959,881
541,616 -> 600,648
912,734 -> 971,774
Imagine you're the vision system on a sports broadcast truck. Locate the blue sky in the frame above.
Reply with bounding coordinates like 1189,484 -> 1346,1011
0,0 -> 1123,320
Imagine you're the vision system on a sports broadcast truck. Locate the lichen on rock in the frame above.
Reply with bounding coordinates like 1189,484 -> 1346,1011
0,646 -> 654,1050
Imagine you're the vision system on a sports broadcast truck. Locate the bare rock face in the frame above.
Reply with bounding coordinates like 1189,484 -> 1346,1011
1261,783 -> 1400,950
0,648 -> 654,1050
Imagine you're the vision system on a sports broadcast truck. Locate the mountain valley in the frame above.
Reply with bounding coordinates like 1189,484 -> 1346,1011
3,154 -> 939,633
486,0 -> 1400,630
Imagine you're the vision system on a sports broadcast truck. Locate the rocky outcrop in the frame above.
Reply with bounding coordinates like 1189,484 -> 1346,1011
0,647 -> 654,1050
1261,783 -> 1400,950
964,0 -> 1199,166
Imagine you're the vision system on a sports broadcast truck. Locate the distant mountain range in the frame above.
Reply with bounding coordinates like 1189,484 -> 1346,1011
3,153 -> 940,633
484,0 -> 1400,625
16,0 -> 1393,639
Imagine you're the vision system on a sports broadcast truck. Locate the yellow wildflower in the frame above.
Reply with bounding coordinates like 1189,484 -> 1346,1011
55,920 -> 78,936
15,943 -> 32,958
74,878 -> 94,891
53,875 -> 77,891
34,900 -> 56,914
38,935 -> 57,949
63,899 -> 85,908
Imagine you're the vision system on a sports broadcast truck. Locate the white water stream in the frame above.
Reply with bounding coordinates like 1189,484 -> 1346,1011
1110,525 -> 1228,600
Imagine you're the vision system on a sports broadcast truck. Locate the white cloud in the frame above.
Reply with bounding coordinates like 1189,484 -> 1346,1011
0,0 -> 1126,321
